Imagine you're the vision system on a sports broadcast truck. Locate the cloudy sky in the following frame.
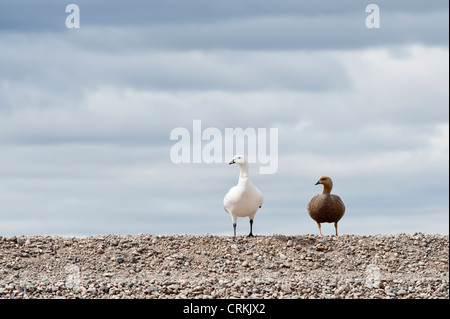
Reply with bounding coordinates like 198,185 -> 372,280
0,1 -> 448,237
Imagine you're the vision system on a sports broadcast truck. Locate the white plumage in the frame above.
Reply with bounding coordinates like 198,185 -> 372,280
223,155 -> 263,236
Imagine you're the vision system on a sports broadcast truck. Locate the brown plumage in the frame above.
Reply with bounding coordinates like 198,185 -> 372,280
307,176 -> 345,236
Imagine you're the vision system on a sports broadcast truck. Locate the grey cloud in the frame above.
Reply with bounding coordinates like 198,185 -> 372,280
50,12 -> 449,51
0,34 -> 352,96
1,1 -> 448,50
1,0 -> 447,31
136,12 -> 448,50
0,1 -> 448,237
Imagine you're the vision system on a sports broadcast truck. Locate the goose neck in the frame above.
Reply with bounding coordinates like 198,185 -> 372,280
322,184 -> 332,195
239,164 -> 250,180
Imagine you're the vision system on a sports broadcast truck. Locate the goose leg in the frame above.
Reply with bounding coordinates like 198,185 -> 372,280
233,223 -> 237,237
317,223 -> 322,236
334,222 -> 338,236
248,219 -> 254,237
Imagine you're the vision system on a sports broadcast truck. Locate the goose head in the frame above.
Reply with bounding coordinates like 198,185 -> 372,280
229,155 -> 250,179
229,155 -> 247,165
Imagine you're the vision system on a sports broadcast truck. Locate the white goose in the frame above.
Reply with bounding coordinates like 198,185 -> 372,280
223,155 -> 263,236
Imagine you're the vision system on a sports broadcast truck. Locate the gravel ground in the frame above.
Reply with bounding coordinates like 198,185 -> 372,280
0,233 -> 448,299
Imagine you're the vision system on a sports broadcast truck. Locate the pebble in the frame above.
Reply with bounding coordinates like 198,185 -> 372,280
116,257 -> 125,263
281,284 -> 292,293
397,289 -> 408,296
0,233 -> 447,299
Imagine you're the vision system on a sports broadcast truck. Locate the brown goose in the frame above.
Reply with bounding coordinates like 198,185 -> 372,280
307,176 -> 345,236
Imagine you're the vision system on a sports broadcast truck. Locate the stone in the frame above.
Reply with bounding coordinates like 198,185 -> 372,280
0,234 -> 446,299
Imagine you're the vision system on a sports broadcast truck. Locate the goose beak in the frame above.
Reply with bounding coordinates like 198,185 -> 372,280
229,159 -> 235,165
315,181 -> 321,185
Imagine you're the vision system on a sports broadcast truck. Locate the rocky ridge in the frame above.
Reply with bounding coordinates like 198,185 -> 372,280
0,233 -> 448,299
